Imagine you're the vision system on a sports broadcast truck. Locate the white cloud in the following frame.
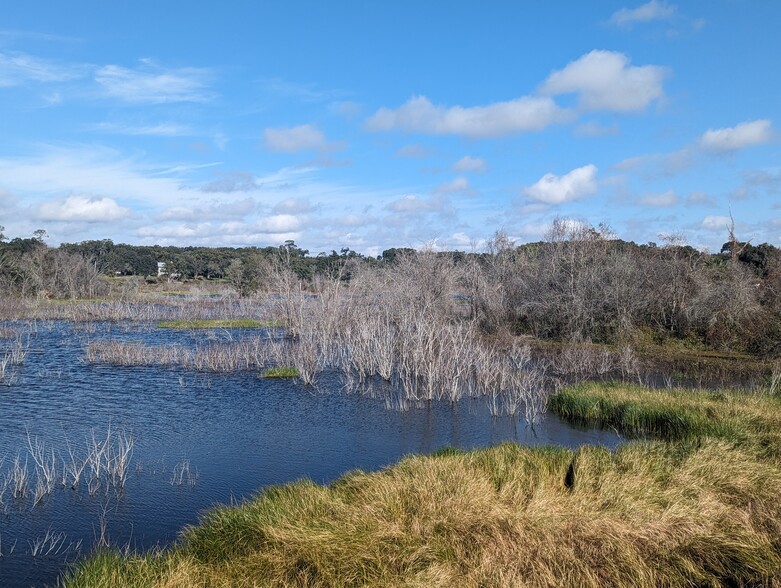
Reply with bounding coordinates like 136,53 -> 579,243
701,215 -> 731,231
92,122 -> 193,137
263,124 -> 333,152
365,95 -> 569,138
95,62 -> 212,104
699,119 -> 773,152
138,224 -> 204,239
36,195 -> 131,222
540,50 -> 667,113
524,164 -> 598,204
160,197 -> 257,222
0,51 -> 86,86
453,155 -> 487,173
609,1 -> 677,28
639,189 -> 678,207
256,214 -> 303,233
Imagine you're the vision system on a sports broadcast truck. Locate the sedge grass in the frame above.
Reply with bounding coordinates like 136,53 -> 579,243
260,366 -> 300,378
550,381 -> 781,458
63,381 -> 781,587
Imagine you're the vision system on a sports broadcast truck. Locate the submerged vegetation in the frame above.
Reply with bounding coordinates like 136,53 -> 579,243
157,318 -> 281,329
64,382 -> 781,587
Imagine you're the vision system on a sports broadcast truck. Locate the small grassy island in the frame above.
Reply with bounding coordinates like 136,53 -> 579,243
64,382 -> 781,587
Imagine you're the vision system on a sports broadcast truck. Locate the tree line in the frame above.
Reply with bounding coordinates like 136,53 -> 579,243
0,222 -> 779,355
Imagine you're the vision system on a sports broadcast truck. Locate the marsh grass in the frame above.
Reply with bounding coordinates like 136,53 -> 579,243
62,433 -> 781,587
260,366 -> 300,378
550,382 -> 781,456
62,382 -> 781,587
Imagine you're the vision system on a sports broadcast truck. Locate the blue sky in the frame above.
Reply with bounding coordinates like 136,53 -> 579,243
1,1 -> 779,255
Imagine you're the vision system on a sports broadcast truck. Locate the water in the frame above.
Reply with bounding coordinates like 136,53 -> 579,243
0,321 -> 620,587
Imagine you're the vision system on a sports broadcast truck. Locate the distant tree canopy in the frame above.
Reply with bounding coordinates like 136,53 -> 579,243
2,226 -> 781,355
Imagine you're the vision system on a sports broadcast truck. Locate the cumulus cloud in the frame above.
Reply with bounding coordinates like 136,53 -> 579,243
95,61 -> 212,104
365,95 -> 569,138
540,50 -> 667,113
639,189 -> 678,207
524,164 -> 598,204
609,1 -> 677,28
36,195 -> 131,222
453,155 -> 487,173
263,124 -> 338,153
701,215 -> 731,231
255,214 -> 303,233
699,119 -> 773,152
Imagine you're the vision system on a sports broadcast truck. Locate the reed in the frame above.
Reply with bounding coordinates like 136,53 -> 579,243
170,461 -> 198,487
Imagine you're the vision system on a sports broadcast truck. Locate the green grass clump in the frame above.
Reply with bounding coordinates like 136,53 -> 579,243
157,319 -> 281,329
260,366 -> 300,378
63,394 -> 781,587
551,381 -> 781,457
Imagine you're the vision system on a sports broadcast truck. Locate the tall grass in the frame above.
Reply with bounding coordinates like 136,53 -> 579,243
550,381 -> 781,455
63,437 -> 781,587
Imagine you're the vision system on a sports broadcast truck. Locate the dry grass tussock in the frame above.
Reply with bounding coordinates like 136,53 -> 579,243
64,383 -> 781,587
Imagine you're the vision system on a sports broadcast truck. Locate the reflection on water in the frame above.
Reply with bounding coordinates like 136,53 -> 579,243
0,321 -> 620,587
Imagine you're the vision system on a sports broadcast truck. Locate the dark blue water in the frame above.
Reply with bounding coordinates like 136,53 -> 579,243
0,321 -> 620,587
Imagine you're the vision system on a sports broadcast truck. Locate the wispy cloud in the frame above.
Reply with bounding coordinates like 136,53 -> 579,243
95,60 -> 213,104
91,121 -> 194,136
385,193 -> 454,217
200,171 -> 260,193
0,50 -> 87,86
